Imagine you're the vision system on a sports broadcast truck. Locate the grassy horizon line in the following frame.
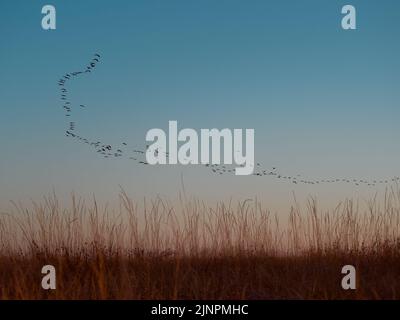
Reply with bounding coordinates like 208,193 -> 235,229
1,187 -> 400,299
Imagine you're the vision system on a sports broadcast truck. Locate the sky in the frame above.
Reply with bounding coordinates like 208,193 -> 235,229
0,0 -> 399,212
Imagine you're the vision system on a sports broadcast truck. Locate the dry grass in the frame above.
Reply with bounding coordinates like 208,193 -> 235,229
1,187 -> 400,299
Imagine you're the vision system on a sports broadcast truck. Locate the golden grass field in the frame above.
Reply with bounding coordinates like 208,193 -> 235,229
1,188 -> 400,299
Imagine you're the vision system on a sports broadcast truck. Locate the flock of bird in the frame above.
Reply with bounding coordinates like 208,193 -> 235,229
57,54 -> 400,188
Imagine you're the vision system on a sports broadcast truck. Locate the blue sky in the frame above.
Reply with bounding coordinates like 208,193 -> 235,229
0,0 -> 399,210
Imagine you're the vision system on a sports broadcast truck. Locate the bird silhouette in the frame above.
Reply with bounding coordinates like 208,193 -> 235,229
56,53 -> 399,189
